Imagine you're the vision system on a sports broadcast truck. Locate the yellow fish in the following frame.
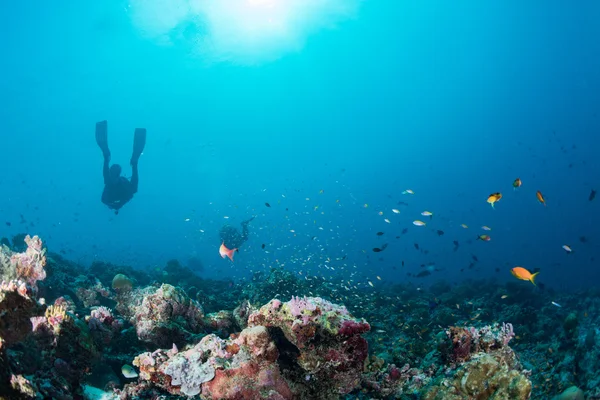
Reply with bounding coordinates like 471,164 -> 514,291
487,193 -> 502,208
510,266 -> 539,286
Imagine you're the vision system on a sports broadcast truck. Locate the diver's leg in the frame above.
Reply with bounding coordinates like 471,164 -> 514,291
96,121 -> 110,157
131,128 -> 146,166
96,121 -> 111,183
129,128 -> 144,193
131,160 -> 139,193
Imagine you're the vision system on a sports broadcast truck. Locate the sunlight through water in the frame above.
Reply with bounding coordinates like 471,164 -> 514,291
129,0 -> 362,65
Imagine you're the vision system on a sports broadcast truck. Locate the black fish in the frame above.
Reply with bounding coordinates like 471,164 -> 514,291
286,208 -> 289,211
265,202 -> 271,208
373,243 -> 389,252
397,201 -> 409,206
590,189 -> 597,202
436,230 -> 444,236
414,243 -> 420,250
376,232 -> 384,236
261,244 -> 266,249
416,270 -> 431,278
580,236 -> 588,243
5,222 -> 10,227
453,240 -> 459,251
402,228 -> 408,234
401,260 -> 405,267
472,255 -> 479,262
396,236 -> 400,239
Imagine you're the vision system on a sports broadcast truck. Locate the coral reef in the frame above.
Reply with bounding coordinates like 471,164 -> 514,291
247,296 -> 371,398
125,326 -> 291,399
1,233 -> 599,399
118,284 -> 206,348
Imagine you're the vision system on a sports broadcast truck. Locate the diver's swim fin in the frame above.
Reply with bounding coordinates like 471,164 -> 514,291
131,128 -> 146,165
95,120 -> 109,155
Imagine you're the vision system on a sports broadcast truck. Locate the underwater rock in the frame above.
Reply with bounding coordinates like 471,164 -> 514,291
422,322 -> 531,400
584,327 -> 596,350
203,310 -> 235,336
5,299 -> 100,399
233,299 -> 257,330
247,296 -> 371,398
86,306 -> 125,349
440,323 -> 516,365
552,385 -> 585,400
361,360 -> 430,398
123,297 -> 372,399
125,284 -> 205,348
563,312 -> 579,340
0,280 -> 41,347
423,352 -> 532,400
127,325 -> 292,399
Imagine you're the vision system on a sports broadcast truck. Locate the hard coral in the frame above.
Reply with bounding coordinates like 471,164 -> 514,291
0,280 -> 40,346
131,325 -> 292,399
442,323 -> 516,365
423,353 -> 532,400
130,284 -> 205,348
248,297 -> 371,398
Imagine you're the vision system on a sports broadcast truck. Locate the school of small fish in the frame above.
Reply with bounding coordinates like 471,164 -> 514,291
207,173 -> 594,318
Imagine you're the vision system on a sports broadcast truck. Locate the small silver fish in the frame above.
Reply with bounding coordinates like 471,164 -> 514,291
551,301 -> 562,308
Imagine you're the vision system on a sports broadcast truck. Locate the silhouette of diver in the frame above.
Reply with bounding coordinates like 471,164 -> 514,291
219,217 -> 255,250
95,120 -> 146,215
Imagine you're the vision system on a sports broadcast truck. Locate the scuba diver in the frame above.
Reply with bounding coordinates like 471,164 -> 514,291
219,216 -> 256,259
95,120 -> 146,215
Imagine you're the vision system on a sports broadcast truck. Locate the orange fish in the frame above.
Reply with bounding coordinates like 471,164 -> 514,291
510,266 -> 539,285
513,178 -> 522,190
219,242 -> 237,262
477,234 -> 491,242
487,193 -> 502,208
536,191 -> 546,206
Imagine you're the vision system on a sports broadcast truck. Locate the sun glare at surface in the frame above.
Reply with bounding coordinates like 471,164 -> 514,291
129,0 -> 362,64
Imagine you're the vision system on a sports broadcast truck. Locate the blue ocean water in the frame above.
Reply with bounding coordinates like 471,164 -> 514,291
1,0 -> 599,292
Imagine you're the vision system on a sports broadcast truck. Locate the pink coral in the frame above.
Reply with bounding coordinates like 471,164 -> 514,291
202,362 -> 292,400
130,284 -> 205,347
90,306 -> 114,325
10,235 -> 47,286
248,297 -> 370,396
339,319 -> 371,336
